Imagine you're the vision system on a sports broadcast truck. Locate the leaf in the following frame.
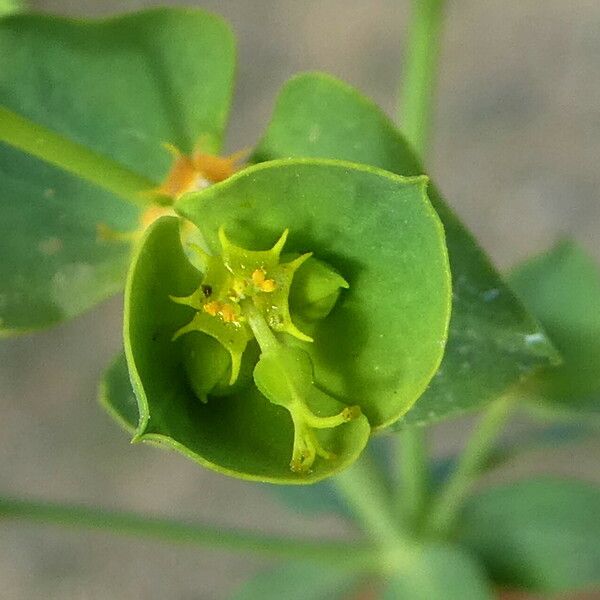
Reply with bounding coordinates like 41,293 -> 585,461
98,352 -> 138,433
0,8 -> 235,334
382,543 -> 493,600
125,215 -> 371,483
229,563 -> 360,600
508,241 -> 600,422
253,72 -> 558,425
459,478 -> 600,594
176,159 -> 452,431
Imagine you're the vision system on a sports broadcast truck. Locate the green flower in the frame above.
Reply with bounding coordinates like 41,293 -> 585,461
122,159 -> 451,483
170,226 -> 360,472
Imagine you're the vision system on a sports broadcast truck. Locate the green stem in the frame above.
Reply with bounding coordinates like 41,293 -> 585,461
398,427 -> 429,530
0,105 -> 157,207
334,454 -> 406,548
426,397 -> 516,537
396,0 -> 446,529
398,0 -> 446,156
0,495 -> 376,569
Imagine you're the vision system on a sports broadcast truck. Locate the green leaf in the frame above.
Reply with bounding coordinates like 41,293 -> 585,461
253,72 -> 558,425
509,241 -> 600,422
98,352 -> 138,433
124,215 -> 371,483
229,563 -> 360,600
459,478 -> 600,594
382,543 -> 493,600
176,159 -> 452,432
0,8 -> 235,334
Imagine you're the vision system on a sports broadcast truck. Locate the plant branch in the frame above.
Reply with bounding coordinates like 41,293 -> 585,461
426,396 -> 516,537
0,495 -> 376,569
398,0 -> 446,156
395,0 -> 446,529
0,105 -> 157,207
333,454 -> 406,548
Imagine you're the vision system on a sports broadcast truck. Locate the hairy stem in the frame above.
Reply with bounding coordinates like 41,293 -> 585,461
426,397 -> 516,537
398,427 -> 429,530
0,495 -> 376,569
0,105 -> 157,207
398,0 -> 446,156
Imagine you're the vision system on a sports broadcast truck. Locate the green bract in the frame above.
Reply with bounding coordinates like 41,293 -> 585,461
253,72 -> 559,425
124,160 -> 451,482
0,8 -> 235,334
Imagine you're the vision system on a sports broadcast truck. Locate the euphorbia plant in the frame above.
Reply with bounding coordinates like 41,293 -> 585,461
0,2 -> 598,599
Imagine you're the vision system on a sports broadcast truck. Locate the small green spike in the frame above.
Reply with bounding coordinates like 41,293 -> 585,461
169,290 -> 204,310
270,228 -> 289,258
254,252 -> 314,342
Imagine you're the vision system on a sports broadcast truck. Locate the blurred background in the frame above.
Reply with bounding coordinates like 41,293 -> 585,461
1,1 -> 599,598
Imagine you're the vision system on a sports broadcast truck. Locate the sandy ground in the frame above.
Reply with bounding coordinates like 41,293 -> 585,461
1,1 -> 599,598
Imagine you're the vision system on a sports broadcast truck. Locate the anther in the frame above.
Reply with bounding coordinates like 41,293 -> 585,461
203,301 -> 221,317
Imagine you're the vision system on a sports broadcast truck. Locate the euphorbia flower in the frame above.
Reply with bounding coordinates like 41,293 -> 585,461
123,159 -> 451,483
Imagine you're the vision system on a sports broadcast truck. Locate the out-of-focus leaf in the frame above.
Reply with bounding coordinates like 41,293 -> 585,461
253,72 -> 558,426
459,478 -> 600,594
509,241 -> 600,422
0,8 -> 235,334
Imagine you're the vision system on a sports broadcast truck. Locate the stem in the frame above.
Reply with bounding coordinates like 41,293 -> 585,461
398,427 -> 428,530
426,397 -> 515,537
395,0 -> 446,528
333,454 -> 406,548
0,495 -> 375,569
398,0 -> 446,156
0,105 -> 156,207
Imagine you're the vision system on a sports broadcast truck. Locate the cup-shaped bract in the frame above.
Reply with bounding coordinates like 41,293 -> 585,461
124,159 -> 451,483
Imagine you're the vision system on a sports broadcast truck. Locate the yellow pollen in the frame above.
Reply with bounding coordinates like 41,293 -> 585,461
251,269 -> 277,292
203,301 -> 221,317
251,269 -> 266,286
260,278 -> 277,292
220,303 -> 238,323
